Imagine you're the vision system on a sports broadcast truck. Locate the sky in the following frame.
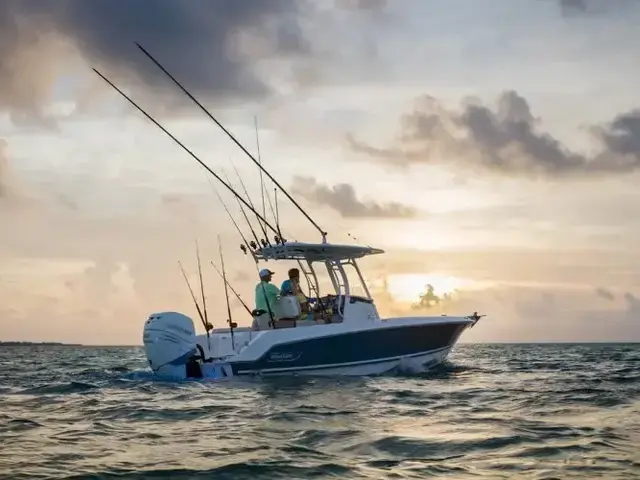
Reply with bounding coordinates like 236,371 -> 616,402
1,0 -> 639,344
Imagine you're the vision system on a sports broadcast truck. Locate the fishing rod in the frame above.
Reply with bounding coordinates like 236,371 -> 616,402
274,188 -> 283,241
134,42 -> 328,242
195,239 -> 210,332
229,154 -> 293,245
210,260 -> 252,316
231,145 -> 267,241
210,183 -> 258,258
92,67 -> 280,242
218,236 -> 235,350
253,116 -> 279,234
178,260 -> 211,349
209,187 -> 276,329
215,185 -> 277,329
229,161 -> 277,245
221,168 -> 269,248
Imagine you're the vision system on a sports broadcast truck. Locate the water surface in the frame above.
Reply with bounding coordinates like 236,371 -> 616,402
1,343 -> 639,479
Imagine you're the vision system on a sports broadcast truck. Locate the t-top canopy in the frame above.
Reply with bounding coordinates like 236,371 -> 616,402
255,242 -> 385,261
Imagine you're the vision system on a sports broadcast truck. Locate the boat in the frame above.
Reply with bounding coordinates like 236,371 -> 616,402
142,240 -> 484,379
92,42 -> 485,381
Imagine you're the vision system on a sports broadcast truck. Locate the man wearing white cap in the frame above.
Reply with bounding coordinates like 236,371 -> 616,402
253,268 -> 280,329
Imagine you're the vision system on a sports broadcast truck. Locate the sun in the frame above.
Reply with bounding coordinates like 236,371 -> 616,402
385,273 -> 466,304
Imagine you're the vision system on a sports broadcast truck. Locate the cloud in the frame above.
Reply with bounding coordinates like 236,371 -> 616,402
0,0 -> 315,123
0,138 -> 33,205
0,1 -> 397,126
596,287 -> 615,301
623,292 -> 640,316
0,143 -> 261,344
558,0 -> 593,15
371,276 -> 640,342
558,0 -> 638,17
0,203 -> 257,344
334,0 -> 388,11
0,139 -> 9,198
291,176 -> 417,219
346,90 -> 640,178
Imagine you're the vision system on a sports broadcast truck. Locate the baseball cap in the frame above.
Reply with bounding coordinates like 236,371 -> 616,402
259,268 -> 275,278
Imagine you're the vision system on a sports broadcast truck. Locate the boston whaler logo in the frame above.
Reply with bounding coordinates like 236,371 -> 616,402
267,351 -> 302,363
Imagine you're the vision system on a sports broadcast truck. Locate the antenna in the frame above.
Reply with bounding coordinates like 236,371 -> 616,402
92,67 -> 280,238
274,187 -> 283,243
178,260 -> 210,348
254,116 -> 267,225
252,118 -> 280,239
134,42 -> 328,242
218,237 -> 236,350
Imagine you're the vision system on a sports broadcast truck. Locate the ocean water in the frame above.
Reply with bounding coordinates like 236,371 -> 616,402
0,344 -> 639,479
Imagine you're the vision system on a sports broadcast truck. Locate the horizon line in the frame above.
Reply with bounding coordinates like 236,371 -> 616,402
2,340 -> 639,347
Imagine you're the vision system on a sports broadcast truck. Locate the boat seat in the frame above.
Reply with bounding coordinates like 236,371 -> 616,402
252,312 -> 272,331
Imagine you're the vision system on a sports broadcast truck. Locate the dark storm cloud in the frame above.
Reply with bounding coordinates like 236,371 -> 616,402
291,176 -> 417,219
347,90 -> 640,177
0,0 -> 310,120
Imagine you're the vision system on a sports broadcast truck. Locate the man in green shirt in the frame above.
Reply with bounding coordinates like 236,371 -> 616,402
254,268 -> 280,327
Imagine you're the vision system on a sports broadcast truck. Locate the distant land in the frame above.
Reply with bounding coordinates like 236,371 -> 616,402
0,341 -> 83,347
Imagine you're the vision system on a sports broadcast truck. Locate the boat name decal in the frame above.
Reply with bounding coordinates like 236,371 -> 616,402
267,351 -> 302,363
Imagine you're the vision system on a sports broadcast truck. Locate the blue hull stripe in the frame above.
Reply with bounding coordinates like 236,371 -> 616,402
233,346 -> 450,375
230,322 -> 467,375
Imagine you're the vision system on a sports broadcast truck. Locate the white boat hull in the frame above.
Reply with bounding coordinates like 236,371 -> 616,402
194,316 -> 470,378
237,346 -> 452,377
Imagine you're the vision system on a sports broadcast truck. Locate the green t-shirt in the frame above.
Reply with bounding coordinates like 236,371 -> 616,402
255,281 -> 280,314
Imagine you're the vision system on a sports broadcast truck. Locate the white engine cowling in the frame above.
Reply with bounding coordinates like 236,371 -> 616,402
143,311 -> 198,379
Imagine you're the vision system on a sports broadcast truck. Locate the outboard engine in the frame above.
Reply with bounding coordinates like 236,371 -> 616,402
143,312 -> 202,379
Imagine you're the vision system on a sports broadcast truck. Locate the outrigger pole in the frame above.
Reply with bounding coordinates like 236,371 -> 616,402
92,68 -> 280,245
133,42 -> 329,243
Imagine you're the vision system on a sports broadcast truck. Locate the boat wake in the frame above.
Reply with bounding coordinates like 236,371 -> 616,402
122,357 -> 465,386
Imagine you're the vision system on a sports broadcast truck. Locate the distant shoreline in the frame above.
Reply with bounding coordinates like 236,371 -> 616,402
0,341 -> 83,347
